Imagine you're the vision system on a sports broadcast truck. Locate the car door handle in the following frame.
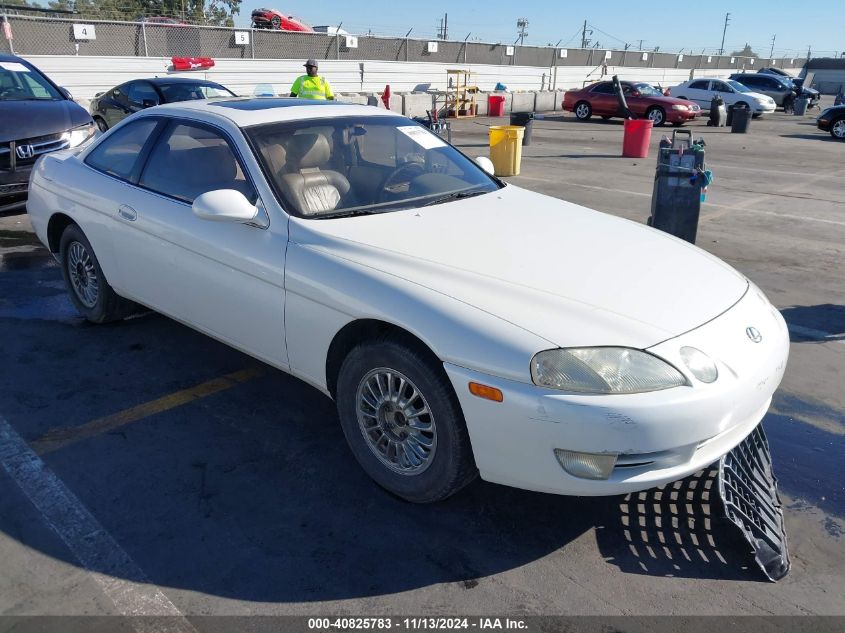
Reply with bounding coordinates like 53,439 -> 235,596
118,205 -> 137,221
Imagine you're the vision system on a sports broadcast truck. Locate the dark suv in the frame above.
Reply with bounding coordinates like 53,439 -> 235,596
1,55 -> 95,213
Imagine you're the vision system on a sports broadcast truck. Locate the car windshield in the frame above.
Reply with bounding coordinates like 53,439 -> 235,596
246,115 -> 500,218
158,83 -> 236,102
633,83 -> 661,96
726,80 -> 753,93
0,61 -> 62,101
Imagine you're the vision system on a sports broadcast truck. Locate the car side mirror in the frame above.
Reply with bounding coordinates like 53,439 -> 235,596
58,87 -> 74,101
192,189 -> 258,223
475,156 -> 495,176
142,99 -> 159,108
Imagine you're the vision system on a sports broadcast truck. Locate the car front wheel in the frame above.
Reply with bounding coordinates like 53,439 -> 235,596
574,101 -> 592,120
336,338 -> 477,503
830,119 -> 845,139
59,224 -> 135,323
646,106 -> 666,126
93,116 -> 108,133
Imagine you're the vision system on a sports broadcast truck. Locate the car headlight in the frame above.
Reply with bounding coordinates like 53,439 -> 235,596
62,122 -> 97,148
530,347 -> 687,394
671,104 -> 689,111
679,347 -> 718,383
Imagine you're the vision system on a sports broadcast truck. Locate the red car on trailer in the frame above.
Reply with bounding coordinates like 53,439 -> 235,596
563,81 -> 700,126
250,8 -> 313,31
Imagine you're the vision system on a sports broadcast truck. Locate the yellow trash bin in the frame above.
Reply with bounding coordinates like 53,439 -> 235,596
489,125 -> 525,176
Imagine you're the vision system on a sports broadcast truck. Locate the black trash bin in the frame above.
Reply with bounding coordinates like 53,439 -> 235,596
730,104 -> 751,133
509,111 -> 534,145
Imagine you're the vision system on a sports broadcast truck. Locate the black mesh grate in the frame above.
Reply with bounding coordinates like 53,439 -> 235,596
718,424 -> 790,581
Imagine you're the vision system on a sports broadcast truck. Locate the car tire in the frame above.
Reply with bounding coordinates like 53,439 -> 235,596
831,118 -> 845,140
59,224 -> 135,324
93,116 -> 108,133
335,337 -> 478,503
574,101 -> 592,120
600,115 -> 611,121
671,122 -> 684,127
646,106 -> 666,126
270,15 -> 281,28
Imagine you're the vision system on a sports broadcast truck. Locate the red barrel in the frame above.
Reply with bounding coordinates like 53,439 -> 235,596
622,118 -> 654,158
488,95 -> 506,117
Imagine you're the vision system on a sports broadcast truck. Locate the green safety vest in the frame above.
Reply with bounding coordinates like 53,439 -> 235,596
291,75 -> 334,100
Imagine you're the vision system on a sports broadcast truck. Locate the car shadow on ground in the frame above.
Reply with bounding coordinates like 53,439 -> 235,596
780,304 -> 845,342
779,133 -> 840,142
0,269 -> 838,602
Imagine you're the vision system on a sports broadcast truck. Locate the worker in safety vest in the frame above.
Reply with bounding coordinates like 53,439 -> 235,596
290,59 -> 334,100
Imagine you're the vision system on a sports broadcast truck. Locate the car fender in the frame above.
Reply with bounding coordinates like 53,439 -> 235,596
283,241 -> 553,395
27,153 -> 121,292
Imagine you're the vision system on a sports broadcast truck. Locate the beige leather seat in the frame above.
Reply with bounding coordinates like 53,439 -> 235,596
280,133 -> 350,215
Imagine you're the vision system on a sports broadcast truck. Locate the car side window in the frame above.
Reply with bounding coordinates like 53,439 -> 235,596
712,81 -> 731,92
112,85 -> 128,103
127,82 -> 159,106
85,118 -> 160,181
591,83 -> 614,94
688,80 -> 710,90
139,122 -> 256,204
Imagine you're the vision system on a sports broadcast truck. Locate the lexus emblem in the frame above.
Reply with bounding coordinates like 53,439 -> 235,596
15,144 -> 35,159
746,327 -> 763,343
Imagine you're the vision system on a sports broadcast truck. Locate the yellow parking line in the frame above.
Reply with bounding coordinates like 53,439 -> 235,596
31,367 -> 265,456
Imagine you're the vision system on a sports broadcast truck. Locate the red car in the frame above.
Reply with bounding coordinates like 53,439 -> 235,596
563,81 -> 700,127
250,8 -> 313,31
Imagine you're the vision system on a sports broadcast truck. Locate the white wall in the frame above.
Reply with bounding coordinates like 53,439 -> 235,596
22,54 -> 757,101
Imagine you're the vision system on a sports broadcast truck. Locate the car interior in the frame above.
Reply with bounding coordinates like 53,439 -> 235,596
250,119 -> 484,217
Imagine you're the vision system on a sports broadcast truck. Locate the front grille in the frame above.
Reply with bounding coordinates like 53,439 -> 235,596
718,425 -> 790,581
0,183 -> 29,195
0,132 -> 70,171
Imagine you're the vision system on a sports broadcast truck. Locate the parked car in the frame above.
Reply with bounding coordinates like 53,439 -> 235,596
563,81 -> 700,126
1,54 -> 96,213
728,73 -> 797,109
669,79 -> 776,116
135,16 -> 190,26
816,105 -> 845,139
27,98 -> 789,503
757,68 -> 820,105
90,78 -> 236,131
251,8 -> 313,31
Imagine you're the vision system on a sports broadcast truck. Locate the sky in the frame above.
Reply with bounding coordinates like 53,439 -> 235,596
234,1 -> 841,58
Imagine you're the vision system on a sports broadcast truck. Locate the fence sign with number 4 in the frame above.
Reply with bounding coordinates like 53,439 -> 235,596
72,24 -> 96,40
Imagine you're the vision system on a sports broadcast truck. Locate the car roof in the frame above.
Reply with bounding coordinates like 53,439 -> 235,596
0,54 -> 25,63
145,97 -> 397,128
145,77 -> 226,86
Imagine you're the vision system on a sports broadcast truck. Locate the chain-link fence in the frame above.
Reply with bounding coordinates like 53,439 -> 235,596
0,14 -> 805,72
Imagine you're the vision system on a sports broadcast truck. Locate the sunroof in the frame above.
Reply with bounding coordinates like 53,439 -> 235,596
209,98 -> 344,110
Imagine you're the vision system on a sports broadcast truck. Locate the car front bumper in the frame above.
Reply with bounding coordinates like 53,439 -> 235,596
0,164 -> 32,213
445,286 -> 789,496
752,103 -> 777,114
668,109 -> 699,123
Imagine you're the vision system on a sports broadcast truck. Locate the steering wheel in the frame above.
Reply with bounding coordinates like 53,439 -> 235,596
378,160 -> 426,202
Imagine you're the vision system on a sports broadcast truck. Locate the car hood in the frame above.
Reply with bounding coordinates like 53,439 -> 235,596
653,95 -> 699,107
290,185 -> 748,349
0,99 -> 91,142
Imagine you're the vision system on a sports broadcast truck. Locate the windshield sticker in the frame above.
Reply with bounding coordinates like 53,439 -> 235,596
0,62 -> 31,72
397,126 -> 447,149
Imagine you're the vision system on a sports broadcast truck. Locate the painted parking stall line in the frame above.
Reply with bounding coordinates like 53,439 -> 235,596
0,416 -> 197,632
31,366 -> 265,456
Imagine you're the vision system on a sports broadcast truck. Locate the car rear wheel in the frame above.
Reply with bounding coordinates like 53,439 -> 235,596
270,15 -> 281,28
646,106 -> 666,126
93,116 -> 108,133
59,224 -> 135,323
574,101 -> 592,120
830,119 -> 845,139
336,337 -> 477,503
